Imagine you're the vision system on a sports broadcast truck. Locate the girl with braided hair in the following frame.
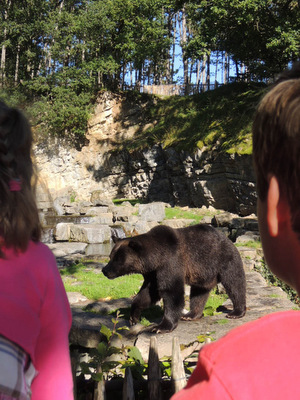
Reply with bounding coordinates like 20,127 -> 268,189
0,101 -> 73,400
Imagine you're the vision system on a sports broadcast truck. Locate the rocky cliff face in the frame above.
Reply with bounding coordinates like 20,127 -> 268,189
34,91 -> 257,216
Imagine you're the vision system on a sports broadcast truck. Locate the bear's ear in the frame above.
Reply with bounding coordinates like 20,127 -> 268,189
112,234 -> 121,244
128,239 -> 143,253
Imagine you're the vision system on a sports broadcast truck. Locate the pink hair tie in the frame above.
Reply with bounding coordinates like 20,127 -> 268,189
9,179 -> 22,192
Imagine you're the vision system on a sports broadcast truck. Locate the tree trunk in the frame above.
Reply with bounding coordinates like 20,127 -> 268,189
235,60 -> 239,80
1,28 -> 7,86
215,52 -> 219,86
1,0 -> 11,86
171,13 -> 177,83
130,63 -> 133,87
14,43 -> 20,85
206,53 -> 210,89
223,52 -> 229,84
181,8 -> 189,94
201,55 -> 207,90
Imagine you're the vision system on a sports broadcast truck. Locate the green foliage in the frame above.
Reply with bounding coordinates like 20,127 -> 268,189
79,312 -> 211,396
255,260 -> 300,307
203,290 -> 228,316
0,88 -> 28,109
2,0 -> 298,146
235,240 -> 262,249
115,82 -> 266,154
80,311 -> 132,382
26,71 -> 94,143
60,262 -> 143,300
216,319 -> 229,325
80,312 -> 148,387
164,206 -> 214,224
108,288 -> 227,326
70,192 -> 77,203
1,0 -> 175,143
185,0 -> 300,78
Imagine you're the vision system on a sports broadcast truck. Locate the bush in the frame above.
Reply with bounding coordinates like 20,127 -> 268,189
29,89 -> 93,145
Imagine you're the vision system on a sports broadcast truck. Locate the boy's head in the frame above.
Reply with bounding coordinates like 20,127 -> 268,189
252,63 -> 300,235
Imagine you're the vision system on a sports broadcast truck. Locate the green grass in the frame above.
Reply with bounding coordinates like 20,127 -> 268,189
216,319 -> 229,325
235,240 -> 262,249
60,263 -> 143,300
61,262 -> 228,325
267,294 -> 282,298
164,207 -> 205,223
202,291 -> 228,316
109,290 -> 228,326
115,82 -> 266,154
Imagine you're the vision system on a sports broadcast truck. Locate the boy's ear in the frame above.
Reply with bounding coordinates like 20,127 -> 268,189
267,175 -> 290,237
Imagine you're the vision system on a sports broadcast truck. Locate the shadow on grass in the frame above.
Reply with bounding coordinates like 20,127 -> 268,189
109,305 -> 164,325
59,262 -> 85,276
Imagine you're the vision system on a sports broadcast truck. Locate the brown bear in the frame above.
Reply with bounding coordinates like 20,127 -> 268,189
102,224 -> 246,333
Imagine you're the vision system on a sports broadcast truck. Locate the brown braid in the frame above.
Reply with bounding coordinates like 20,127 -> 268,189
0,101 -> 41,256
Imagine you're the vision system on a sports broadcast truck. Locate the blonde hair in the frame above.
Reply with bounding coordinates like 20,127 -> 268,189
0,101 -> 41,255
252,67 -> 300,233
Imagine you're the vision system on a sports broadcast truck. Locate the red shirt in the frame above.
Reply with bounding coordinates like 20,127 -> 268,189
172,311 -> 300,399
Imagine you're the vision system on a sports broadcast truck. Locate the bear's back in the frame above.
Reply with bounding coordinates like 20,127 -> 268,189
177,224 -> 242,284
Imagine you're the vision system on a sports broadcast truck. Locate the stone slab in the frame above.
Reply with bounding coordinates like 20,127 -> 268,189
47,242 -> 87,257
138,202 -> 166,222
69,224 -> 111,243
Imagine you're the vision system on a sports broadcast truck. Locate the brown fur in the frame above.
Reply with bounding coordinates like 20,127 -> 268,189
103,224 -> 246,333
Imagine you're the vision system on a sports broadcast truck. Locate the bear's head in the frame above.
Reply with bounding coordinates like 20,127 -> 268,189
102,238 -> 144,279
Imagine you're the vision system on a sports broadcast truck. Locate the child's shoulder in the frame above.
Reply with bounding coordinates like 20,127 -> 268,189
26,241 -> 57,266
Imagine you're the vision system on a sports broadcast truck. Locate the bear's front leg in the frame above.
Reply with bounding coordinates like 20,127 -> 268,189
130,275 -> 160,325
153,284 -> 185,333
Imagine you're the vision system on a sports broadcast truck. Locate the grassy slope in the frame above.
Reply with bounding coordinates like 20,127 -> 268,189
118,82 -> 267,155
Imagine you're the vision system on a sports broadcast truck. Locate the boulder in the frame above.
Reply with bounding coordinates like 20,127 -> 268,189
85,243 -> 112,257
112,205 -> 135,222
138,202 -> 165,222
69,224 -> 111,244
55,222 -> 74,241
47,242 -> 87,258
88,206 -> 109,216
133,220 -> 158,235
88,213 -> 113,225
236,231 -> 260,243
211,212 -> 239,227
162,219 -> 193,229
90,191 -> 114,208
53,196 -> 69,216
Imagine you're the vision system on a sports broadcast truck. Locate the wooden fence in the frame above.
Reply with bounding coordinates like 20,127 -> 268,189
122,83 -> 222,96
142,83 -> 221,96
73,336 -> 210,399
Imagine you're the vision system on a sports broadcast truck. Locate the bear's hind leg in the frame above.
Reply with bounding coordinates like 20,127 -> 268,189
181,286 -> 210,321
220,269 -> 246,319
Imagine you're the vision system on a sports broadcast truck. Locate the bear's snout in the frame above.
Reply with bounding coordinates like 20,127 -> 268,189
102,263 -> 117,279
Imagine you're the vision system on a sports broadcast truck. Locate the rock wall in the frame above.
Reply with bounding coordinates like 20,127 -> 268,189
34,92 -> 257,216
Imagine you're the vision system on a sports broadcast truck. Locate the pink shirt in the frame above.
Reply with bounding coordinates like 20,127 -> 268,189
172,310 -> 300,400
0,241 -> 73,400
